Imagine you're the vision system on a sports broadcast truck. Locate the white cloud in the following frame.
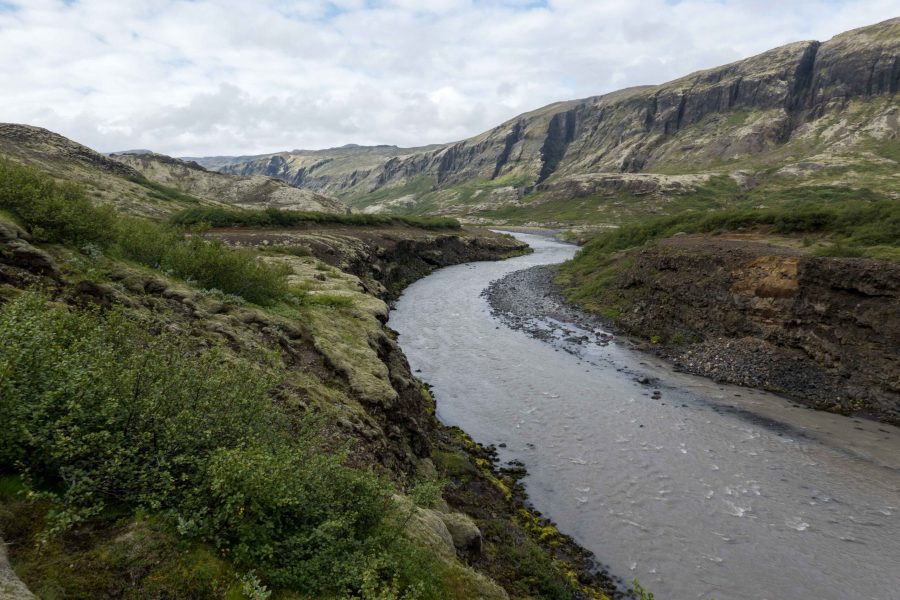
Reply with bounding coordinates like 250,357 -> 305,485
0,0 -> 896,155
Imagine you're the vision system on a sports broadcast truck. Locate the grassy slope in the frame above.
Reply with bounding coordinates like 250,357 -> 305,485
0,160 -> 608,600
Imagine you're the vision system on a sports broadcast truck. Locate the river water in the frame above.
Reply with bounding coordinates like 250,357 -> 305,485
389,232 -> 900,600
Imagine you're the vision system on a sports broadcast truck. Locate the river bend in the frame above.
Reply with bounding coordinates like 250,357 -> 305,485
389,233 -> 900,600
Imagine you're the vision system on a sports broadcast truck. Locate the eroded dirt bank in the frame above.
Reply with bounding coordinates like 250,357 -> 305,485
491,235 -> 900,424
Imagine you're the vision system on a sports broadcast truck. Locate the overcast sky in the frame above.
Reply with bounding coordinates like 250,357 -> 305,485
1,1 -> 896,156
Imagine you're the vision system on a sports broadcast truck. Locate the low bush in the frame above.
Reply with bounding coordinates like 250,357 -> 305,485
267,243 -> 313,257
112,218 -> 290,305
127,175 -> 200,204
186,444 -> 393,590
0,293 -> 281,524
0,158 -> 116,245
0,292 -> 421,596
568,198 -> 900,269
0,161 -> 290,305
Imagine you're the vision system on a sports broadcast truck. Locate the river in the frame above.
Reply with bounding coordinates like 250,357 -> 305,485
389,232 -> 900,600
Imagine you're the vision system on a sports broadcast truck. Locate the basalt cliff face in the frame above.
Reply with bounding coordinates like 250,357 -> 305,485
195,18 -> 899,219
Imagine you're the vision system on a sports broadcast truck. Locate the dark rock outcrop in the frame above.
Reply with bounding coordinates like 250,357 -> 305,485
582,237 -> 900,423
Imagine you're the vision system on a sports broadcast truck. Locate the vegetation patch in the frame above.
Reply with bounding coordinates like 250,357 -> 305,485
0,161 -> 291,305
0,292 -> 476,598
0,158 -> 117,246
171,206 -> 462,230
563,196 -> 900,273
127,175 -> 202,204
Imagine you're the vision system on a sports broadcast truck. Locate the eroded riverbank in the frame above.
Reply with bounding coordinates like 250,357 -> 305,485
390,232 -> 900,600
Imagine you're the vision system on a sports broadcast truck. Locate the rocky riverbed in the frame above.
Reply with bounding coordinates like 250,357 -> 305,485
484,265 -> 872,418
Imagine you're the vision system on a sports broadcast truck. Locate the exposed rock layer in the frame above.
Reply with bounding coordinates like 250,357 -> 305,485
197,18 -> 900,213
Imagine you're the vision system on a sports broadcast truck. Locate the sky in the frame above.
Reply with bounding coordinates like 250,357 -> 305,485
1,0 -> 897,156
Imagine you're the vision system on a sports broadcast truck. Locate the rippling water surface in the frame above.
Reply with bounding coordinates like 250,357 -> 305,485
389,233 -> 900,600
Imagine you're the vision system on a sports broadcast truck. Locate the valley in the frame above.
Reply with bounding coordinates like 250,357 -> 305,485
0,12 -> 897,600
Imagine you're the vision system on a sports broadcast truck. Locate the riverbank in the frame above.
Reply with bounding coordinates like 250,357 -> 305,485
0,185 -> 606,599
484,264 -> 614,347
487,235 -> 900,425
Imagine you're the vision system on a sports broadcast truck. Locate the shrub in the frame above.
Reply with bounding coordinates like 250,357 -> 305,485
187,444 -> 393,592
0,292 -> 280,521
566,198 -> 900,272
0,159 -> 116,245
0,161 -> 291,305
127,175 -> 200,204
268,244 -> 313,257
114,217 -> 290,306
0,292 -> 424,596
160,235 -> 291,305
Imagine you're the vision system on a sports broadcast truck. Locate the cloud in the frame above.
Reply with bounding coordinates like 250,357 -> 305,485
0,0 -> 896,155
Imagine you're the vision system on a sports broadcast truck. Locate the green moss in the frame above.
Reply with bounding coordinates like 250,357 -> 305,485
0,501 -> 241,600
431,450 -> 478,478
723,110 -> 750,127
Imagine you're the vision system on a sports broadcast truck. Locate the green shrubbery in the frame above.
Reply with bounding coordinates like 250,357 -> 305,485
127,174 -> 201,204
0,160 -> 290,305
186,445 -> 392,591
171,205 -> 462,230
0,293 -> 281,524
0,292 -> 429,596
116,218 -> 291,305
0,158 -> 117,245
567,198 -> 900,268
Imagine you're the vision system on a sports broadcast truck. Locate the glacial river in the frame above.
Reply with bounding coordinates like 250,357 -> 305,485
389,232 -> 900,600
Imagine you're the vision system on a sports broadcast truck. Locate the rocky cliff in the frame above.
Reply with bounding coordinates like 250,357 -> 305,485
197,18 -> 899,220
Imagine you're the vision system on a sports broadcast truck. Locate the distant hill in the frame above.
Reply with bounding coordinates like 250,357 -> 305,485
110,151 -> 345,213
0,124 -> 345,218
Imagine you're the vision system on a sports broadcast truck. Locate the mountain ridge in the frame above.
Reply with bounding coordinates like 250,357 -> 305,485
192,17 -> 899,222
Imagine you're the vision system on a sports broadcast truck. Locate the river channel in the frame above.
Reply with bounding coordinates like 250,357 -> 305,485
389,232 -> 900,600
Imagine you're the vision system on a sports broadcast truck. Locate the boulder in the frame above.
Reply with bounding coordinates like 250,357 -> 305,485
439,512 -> 483,556
0,538 -> 35,599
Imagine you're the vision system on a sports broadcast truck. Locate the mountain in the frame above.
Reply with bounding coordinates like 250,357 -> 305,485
0,123 -> 345,218
197,17 -> 899,224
